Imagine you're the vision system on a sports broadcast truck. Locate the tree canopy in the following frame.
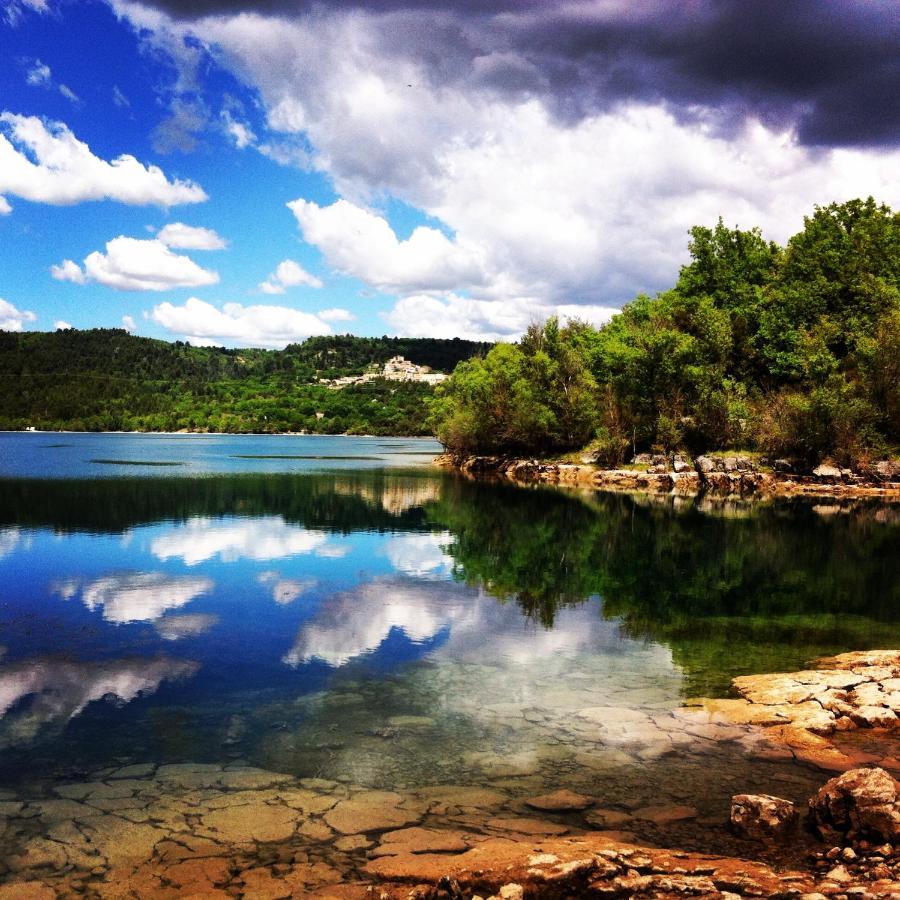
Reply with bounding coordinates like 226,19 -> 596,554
429,198 -> 900,465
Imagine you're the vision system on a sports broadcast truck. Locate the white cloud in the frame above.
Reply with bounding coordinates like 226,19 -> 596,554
53,237 -> 219,291
0,112 -> 207,208
155,613 -> 219,641
157,222 -> 227,250
288,198 -> 484,294
0,656 -> 199,747
57,572 -> 214,624
151,296 -> 331,348
0,196 -> 10,215
54,320 -> 71,330
50,259 -> 86,284
283,579 -> 463,667
4,0 -> 49,26
0,298 -> 37,332
259,258 -> 323,294
25,60 -> 51,87
122,314 -> 136,332
149,516 -> 342,565
384,532 -> 453,580
114,5 -> 900,339
58,84 -> 79,104
317,307 -> 355,322
0,527 -> 30,560
222,110 -> 255,149
258,572 -> 318,605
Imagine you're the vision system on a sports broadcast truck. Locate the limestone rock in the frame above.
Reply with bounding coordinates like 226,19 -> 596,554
524,789 -> 593,812
632,804 -> 697,824
730,794 -> 797,841
809,766 -> 900,843
323,790 -> 421,834
370,826 -> 470,857
201,801 -> 298,843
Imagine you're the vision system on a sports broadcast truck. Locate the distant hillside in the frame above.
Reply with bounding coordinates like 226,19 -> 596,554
0,329 -> 491,434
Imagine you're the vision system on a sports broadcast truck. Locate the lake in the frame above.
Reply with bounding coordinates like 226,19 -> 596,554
1,432 -> 899,881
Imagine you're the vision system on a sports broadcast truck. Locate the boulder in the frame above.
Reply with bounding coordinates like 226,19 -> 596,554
808,767 -> 900,843
695,455 -> 715,474
813,463 -> 842,484
730,794 -> 797,841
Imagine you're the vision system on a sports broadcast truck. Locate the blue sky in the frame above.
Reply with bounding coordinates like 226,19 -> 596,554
0,0 -> 897,346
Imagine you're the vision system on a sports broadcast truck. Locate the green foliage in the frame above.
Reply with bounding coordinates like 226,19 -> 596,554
0,329 -> 490,435
427,318 -> 597,454
431,198 -> 899,464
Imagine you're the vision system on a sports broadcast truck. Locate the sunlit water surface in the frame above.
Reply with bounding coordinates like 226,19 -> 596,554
1,432 -> 899,857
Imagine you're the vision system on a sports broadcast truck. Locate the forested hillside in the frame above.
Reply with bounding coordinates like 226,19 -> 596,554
429,198 -> 899,465
0,331 -> 490,434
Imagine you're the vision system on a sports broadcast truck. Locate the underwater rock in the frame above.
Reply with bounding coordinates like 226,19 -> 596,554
524,789 -> 594,812
730,794 -> 797,841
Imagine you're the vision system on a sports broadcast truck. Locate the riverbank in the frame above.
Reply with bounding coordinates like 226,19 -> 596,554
2,651 -> 899,898
436,452 -> 900,500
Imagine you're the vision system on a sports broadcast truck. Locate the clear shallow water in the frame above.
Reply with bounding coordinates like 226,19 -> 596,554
0,433 -> 899,844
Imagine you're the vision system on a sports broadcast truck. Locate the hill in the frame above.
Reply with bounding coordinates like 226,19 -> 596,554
0,330 -> 491,434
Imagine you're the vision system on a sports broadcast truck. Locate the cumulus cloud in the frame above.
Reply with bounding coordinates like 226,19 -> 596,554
149,516 -> 343,565
54,320 -> 72,330
0,197 -> 10,215
122,314 -> 137,331
317,307 -> 354,322
52,236 -> 219,291
0,298 -> 37,332
384,532 -> 453,580
0,112 -> 206,208
113,1 -> 900,338
121,0 -> 900,148
222,109 -> 255,148
0,655 -> 199,747
259,258 -> 323,294
150,296 -> 331,348
49,259 -> 86,284
157,221 -> 227,249
55,572 -> 214,623
288,199 -> 484,294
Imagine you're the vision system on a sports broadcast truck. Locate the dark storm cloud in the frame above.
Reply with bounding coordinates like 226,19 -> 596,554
135,0 -> 900,147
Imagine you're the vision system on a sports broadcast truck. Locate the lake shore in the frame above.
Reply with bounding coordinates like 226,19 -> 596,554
436,452 -> 900,501
2,651 -> 899,898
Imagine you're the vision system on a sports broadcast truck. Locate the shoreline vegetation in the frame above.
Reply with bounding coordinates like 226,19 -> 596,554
428,199 -> 900,479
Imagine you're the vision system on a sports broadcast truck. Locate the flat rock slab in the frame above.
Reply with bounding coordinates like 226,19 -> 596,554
525,789 -> 594,812
323,791 -> 422,834
632,804 -> 698,824
371,827 -> 470,857
201,801 -> 298,843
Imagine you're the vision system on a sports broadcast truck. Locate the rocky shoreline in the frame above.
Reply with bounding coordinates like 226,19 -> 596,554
3,652 -> 900,897
436,453 -> 900,500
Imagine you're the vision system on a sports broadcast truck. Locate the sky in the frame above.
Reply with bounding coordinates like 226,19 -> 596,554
0,0 -> 898,347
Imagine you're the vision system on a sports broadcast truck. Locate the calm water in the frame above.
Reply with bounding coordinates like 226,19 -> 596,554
1,433 -> 899,830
